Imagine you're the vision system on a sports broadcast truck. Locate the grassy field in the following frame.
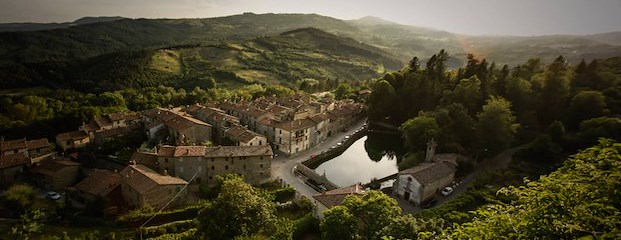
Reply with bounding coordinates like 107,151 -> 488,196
149,49 -> 181,74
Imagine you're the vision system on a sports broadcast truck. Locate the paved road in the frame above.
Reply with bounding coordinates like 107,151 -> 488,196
397,147 -> 521,214
271,119 -> 368,198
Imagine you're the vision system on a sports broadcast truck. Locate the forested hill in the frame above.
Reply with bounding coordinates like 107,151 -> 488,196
2,13 -> 621,67
0,27 -> 401,92
0,13 -> 360,64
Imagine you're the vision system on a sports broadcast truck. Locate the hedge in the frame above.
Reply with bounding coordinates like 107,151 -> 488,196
140,220 -> 197,239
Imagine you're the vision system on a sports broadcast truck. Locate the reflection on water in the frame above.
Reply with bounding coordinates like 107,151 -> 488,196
314,135 -> 403,187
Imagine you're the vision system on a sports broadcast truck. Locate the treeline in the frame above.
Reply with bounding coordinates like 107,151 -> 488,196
367,51 -> 621,168
319,140 -> 621,239
0,84 -> 295,140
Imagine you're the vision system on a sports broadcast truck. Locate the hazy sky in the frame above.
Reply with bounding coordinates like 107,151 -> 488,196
1,0 -> 620,36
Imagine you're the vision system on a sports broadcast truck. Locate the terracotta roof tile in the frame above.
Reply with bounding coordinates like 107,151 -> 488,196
398,161 -> 457,185
93,116 -> 113,128
204,145 -> 273,158
74,169 -> 122,197
25,138 -> 50,150
120,164 -> 187,193
276,118 -> 315,132
56,131 -> 89,141
131,151 -> 159,168
157,145 -> 206,157
0,139 -> 27,152
164,115 -> 211,132
0,152 -> 29,169
34,159 -> 80,176
313,183 -> 366,208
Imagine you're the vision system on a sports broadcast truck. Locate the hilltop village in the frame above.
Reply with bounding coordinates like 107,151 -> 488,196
0,94 -> 365,213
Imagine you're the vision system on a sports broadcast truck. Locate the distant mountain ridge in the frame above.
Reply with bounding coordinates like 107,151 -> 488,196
0,16 -> 126,32
1,13 -> 621,91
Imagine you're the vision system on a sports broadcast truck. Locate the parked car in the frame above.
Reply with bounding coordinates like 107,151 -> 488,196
46,191 -> 61,200
441,186 -> 454,196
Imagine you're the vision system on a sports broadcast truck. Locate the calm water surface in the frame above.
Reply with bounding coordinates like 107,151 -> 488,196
314,136 -> 398,187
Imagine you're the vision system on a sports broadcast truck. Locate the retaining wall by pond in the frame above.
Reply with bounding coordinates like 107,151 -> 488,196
302,127 -> 368,169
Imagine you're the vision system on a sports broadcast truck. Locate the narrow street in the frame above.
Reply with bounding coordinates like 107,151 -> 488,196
271,119 -> 368,198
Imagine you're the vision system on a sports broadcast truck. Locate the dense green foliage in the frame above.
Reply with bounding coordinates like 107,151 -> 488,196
197,176 -> 284,240
368,52 -> 621,166
0,25 -> 399,91
448,139 -> 621,239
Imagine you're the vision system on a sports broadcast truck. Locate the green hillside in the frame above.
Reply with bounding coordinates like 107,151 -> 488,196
1,13 -> 621,91
1,27 -> 401,92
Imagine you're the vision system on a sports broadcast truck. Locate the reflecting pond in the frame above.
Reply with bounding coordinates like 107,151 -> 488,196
314,134 -> 403,187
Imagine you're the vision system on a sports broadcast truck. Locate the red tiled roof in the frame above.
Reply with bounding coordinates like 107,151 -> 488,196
204,145 -> 273,158
313,183 -> 366,208
26,138 -> 50,150
276,118 -> 315,132
120,164 -> 187,193
93,116 -> 113,128
34,159 -> 80,176
74,169 -> 122,197
398,161 -> 457,185
56,131 -> 89,141
0,139 -> 27,152
0,152 -> 29,169
157,145 -> 207,157
131,151 -> 159,168
164,115 -> 211,132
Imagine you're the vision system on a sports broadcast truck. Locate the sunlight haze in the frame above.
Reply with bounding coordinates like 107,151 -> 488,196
1,0 -> 620,36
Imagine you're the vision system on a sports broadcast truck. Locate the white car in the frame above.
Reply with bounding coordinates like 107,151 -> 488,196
441,187 -> 454,196
46,191 -> 61,200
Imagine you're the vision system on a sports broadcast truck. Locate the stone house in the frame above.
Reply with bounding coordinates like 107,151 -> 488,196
392,148 -> 459,205
308,113 -> 331,147
203,145 -> 272,185
312,183 -> 366,219
80,112 -> 141,141
142,108 -> 182,140
164,115 -> 212,145
32,159 -> 81,190
71,169 -> 123,215
119,164 -> 188,209
223,125 -> 267,147
274,119 -> 315,155
0,153 -> 30,186
157,146 -> 207,185
55,131 -> 91,151
154,145 -> 273,186
0,138 -> 28,156
1,138 -> 53,164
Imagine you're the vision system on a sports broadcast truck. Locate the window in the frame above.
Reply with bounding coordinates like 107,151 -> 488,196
179,159 -> 183,162
209,176 -> 213,180
211,166 -> 215,170
250,142 -> 253,146
225,165 -> 229,170
165,158 -> 168,163
243,164 -> 246,169
259,140 -> 262,145
260,164 -> 263,168
260,156 -> 263,160
179,167 -> 184,173
198,166 -> 202,172
279,130 -> 282,134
